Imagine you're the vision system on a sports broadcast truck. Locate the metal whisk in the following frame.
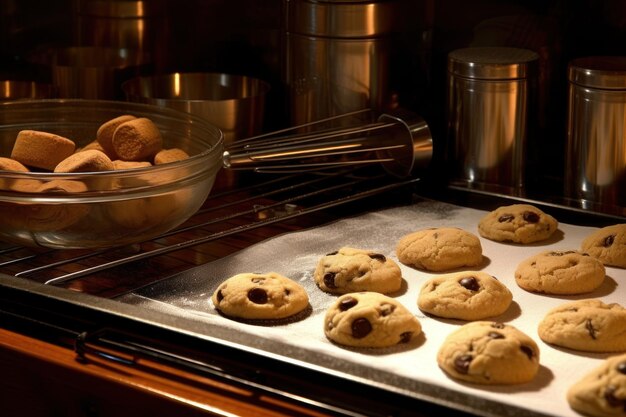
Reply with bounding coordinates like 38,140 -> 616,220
222,109 -> 433,178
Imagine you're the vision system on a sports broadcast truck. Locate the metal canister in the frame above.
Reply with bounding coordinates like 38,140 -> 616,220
446,47 -> 538,190
283,0 -> 401,126
565,56 -> 626,209
73,0 -> 167,70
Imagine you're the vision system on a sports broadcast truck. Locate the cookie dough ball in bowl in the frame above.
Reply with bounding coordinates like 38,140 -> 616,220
0,157 -> 40,191
154,148 -> 190,165
10,130 -> 76,170
396,227 -> 483,271
211,272 -> 310,321
54,149 -> 114,173
418,271 -> 512,320
478,204 -> 558,244
112,117 -> 163,161
0,180 -> 90,239
314,247 -> 402,294
581,224 -> 626,268
96,114 -> 136,158
437,321 -> 540,385
324,292 -> 422,348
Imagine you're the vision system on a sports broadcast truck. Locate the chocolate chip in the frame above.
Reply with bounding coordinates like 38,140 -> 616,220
586,319 -> 597,340
488,332 -> 504,339
369,253 -> 386,262
339,296 -> 358,311
498,214 -> 514,222
459,276 -> 480,291
604,234 -> 616,247
604,386 -> 624,408
216,289 -> 224,303
618,361 -> 626,375
351,318 -> 372,338
399,332 -> 413,344
520,345 -> 535,360
523,211 -> 540,223
324,272 -> 337,288
247,287 -> 268,304
491,322 -> 505,329
379,303 -> 396,316
284,289 -> 291,296
548,250 -> 576,256
326,251 -> 338,256
454,354 -> 473,374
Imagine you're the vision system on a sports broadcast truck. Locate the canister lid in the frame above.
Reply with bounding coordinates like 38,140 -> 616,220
447,47 -> 539,80
568,56 -> 626,89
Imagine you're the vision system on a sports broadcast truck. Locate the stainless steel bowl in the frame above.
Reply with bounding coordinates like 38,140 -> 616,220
0,99 -> 223,249
0,80 -> 56,100
122,72 -> 269,144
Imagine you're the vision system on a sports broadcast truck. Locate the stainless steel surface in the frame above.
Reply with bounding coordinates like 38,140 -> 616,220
73,0 -> 166,52
283,0 -> 402,125
223,109 -> 433,177
565,56 -> 626,209
0,80 -> 56,100
122,72 -> 270,144
33,46 -> 151,99
446,47 -> 538,190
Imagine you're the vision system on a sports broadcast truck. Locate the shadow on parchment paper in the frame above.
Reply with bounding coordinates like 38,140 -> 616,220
446,365 -> 555,394
212,303 -> 313,326
418,301 -> 523,325
520,275 -> 618,300
484,229 -> 565,247
325,330 -> 427,356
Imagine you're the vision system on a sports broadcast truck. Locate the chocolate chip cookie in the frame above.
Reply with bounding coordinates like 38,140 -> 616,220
478,204 -> 558,244
396,227 -> 483,272
314,247 -> 402,295
324,292 -> 422,348
567,353 -> 626,417
437,321 -> 540,385
515,250 -> 606,294
418,271 -> 513,320
538,299 -> 626,352
581,224 -> 626,268
211,272 -> 310,320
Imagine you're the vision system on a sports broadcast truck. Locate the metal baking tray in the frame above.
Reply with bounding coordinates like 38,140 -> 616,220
1,169 -> 624,417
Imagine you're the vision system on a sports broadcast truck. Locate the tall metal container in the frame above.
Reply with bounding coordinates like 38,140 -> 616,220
565,56 -> 626,209
283,0 -> 401,126
446,47 -> 538,190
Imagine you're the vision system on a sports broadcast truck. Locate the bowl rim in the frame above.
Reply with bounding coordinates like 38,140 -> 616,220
0,98 -> 224,196
121,71 -> 271,103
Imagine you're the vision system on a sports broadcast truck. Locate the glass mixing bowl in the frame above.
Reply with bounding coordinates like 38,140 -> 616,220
0,99 -> 223,249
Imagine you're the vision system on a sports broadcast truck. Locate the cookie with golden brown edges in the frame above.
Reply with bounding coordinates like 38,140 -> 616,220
212,272 -> 309,321
324,291 -> 422,348
478,204 -> 558,244
437,321 -> 540,385
314,247 -> 402,294
581,224 -> 626,268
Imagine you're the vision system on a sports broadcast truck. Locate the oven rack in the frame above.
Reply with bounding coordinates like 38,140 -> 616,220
0,167 -> 420,298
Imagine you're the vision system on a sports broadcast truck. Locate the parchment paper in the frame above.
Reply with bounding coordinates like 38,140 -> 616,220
117,200 -> 625,417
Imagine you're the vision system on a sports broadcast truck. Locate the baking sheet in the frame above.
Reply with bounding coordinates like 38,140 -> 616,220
117,200 -> 625,417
